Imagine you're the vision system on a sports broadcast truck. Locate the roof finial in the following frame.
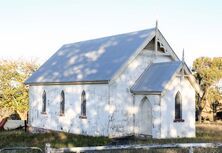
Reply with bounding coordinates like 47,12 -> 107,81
155,20 -> 158,30
181,48 -> 185,80
182,48 -> 185,63
154,20 -> 158,59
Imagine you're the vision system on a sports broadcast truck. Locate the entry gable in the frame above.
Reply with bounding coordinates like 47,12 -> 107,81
130,61 -> 202,95
130,61 -> 181,95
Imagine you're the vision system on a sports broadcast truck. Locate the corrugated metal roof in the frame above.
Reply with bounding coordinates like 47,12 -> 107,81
25,28 -> 155,84
131,61 -> 182,94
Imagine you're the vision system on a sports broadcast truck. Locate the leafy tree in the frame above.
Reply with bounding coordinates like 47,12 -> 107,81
0,60 -> 39,120
193,57 -> 222,122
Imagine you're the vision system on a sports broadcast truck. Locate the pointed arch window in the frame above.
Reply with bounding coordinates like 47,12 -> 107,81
174,91 -> 184,122
60,90 -> 65,116
42,90 -> 47,114
80,90 -> 87,119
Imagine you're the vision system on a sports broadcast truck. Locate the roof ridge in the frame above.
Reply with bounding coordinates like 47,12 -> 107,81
63,28 -> 155,47
25,27 -> 155,84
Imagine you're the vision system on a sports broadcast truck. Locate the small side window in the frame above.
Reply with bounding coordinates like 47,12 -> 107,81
174,91 -> 184,122
42,90 -> 47,114
60,90 -> 65,116
80,90 -> 87,119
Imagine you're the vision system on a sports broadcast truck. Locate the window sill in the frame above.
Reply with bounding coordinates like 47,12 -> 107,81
41,112 -> 47,115
79,115 -> 87,119
60,113 -> 65,116
174,119 -> 184,122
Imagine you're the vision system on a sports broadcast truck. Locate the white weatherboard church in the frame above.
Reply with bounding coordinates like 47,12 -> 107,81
25,23 -> 201,139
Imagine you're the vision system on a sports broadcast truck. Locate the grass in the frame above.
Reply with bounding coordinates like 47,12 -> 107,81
0,123 -> 222,152
0,130 -> 110,149
131,123 -> 222,144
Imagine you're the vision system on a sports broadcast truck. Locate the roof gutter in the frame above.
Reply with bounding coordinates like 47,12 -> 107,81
130,90 -> 162,95
25,80 -> 109,86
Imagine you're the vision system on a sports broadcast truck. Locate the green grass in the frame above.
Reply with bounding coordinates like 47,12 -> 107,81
0,123 -> 222,152
107,123 -> 222,147
134,123 -> 222,144
0,130 -> 110,149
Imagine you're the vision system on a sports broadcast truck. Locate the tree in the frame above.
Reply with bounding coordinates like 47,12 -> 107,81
209,88 -> 222,121
193,57 -> 222,122
0,60 -> 39,120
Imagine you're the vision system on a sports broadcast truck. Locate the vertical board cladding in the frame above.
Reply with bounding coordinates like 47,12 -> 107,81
108,49 -> 172,138
29,84 -> 109,136
160,76 -> 196,138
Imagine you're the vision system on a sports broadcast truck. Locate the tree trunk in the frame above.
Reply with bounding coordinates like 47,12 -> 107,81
197,109 -> 202,123
0,118 -> 8,130
213,112 -> 216,121
197,94 -> 203,123
197,90 -> 208,123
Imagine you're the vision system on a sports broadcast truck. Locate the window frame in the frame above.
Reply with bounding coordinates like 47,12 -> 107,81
60,90 -> 65,116
79,90 -> 87,119
174,91 -> 184,122
41,90 -> 47,114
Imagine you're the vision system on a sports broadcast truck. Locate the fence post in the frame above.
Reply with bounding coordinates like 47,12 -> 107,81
189,146 -> 193,153
45,143 -> 51,153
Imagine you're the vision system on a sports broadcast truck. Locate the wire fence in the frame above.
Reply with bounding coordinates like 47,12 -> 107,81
0,146 -> 43,153
0,143 -> 222,153
45,143 -> 222,153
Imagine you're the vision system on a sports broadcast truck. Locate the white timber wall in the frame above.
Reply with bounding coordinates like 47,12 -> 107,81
108,49 -> 173,138
28,84 -> 109,136
160,76 -> 196,138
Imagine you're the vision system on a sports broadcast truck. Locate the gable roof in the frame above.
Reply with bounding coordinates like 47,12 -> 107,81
25,28 -> 155,84
130,61 -> 182,94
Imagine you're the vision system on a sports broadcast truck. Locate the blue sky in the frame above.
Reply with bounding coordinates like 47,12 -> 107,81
0,0 -> 221,66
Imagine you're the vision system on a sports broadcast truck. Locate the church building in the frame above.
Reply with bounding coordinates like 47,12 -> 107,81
25,24 -> 201,138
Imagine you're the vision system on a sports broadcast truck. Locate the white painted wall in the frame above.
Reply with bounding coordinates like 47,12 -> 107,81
108,48 -> 173,138
29,84 -> 109,136
28,50 -> 174,138
160,75 -> 196,138
29,36 -> 191,139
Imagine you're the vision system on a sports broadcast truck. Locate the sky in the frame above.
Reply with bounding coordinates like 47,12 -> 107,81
0,0 -> 221,67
